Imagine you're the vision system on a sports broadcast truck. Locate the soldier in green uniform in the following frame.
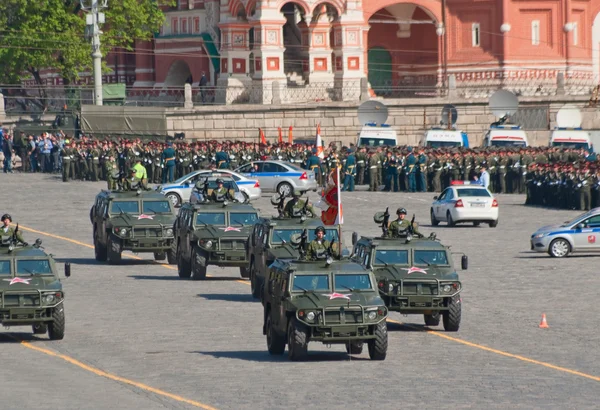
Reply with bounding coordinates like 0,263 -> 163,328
0,214 -> 27,245
60,142 -> 74,182
105,155 -> 119,190
209,178 -> 233,202
368,150 -> 378,191
388,208 -> 422,238
498,151 -> 510,193
89,142 -> 101,182
307,226 -> 338,260
355,147 -> 366,185
284,190 -> 317,217
122,168 -> 143,191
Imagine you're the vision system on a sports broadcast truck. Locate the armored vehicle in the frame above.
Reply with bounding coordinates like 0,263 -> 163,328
263,231 -> 388,361
173,179 -> 258,280
0,236 -> 71,340
90,188 -> 177,264
352,209 -> 468,331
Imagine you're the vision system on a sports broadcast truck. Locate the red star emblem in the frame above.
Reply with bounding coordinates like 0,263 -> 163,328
3,277 -> 32,285
137,214 -> 154,220
322,292 -> 351,300
219,226 -> 241,232
402,266 -> 428,275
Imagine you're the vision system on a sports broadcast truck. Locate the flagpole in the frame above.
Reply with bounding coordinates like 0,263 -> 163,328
336,166 -> 342,260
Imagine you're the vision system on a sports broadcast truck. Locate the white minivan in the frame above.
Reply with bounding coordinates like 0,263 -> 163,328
421,128 -> 469,148
481,124 -> 528,147
357,124 -> 398,147
549,129 -> 592,150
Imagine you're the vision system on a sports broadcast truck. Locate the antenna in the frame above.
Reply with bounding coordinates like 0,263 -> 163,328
440,104 -> 458,129
358,101 -> 389,126
489,90 -> 519,118
555,103 -> 582,128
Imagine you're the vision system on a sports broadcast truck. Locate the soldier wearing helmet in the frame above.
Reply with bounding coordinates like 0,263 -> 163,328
307,226 -> 338,260
283,190 -> 317,218
210,178 -> 232,202
388,208 -> 422,238
0,214 -> 26,245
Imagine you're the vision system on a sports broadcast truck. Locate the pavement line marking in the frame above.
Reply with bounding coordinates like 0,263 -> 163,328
19,341 -> 217,410
21,225 -> 600,383
387,319 -> 600,383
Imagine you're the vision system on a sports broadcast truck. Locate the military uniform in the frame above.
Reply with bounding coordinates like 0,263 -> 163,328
0,226 -> 26,244
307,239 -> 338,260
283,198 -> 317,218
388,218 -> 422,238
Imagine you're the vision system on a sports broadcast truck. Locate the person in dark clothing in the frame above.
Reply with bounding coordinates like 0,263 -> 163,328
2,132 -> 14,173
199,71 -> 208,103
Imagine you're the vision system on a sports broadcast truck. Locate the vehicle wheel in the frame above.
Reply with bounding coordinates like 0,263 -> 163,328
489,220 -> 498,228
549,238 -> 570,258
345,341 -> 364,355
446,211 -> 455,227
153,251 -> 166,261
177,243 -> 191,279
167,245 -> 177,265
277,182 -> 293,197
368,321 -> 387,361
430,209 -> 439,226
250,261 -> 261,299
48,306 -> 65,340
241,191 -> 250,203
32,323 -> 48,335
443,296 -> 461,332
473,222 -> 480,227
424,311 -> 441,326
239,266 -> 250,279
190,247 -> 207,280
288,319 -> 309,361
107,235 -> 122,265
266,312 -> 286,355
94,229 -> 107,262
166,192 -> 181,207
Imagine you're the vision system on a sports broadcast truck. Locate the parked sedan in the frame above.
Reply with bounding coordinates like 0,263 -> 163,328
157,170 -> 261,206
531,208 -> 600,257
430,182 -> 499,227
235,160 -> 318,196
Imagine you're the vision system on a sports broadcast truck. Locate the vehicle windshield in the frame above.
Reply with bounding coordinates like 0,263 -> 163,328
271,228 -> 339,244
551,142 -> 589,150
292,274 -> 330,291
229,213 -> 258,226
490,140 -> 526,147
16,259 -> 52,275
0,260 -> 10,275
414,250 -> 449,265
374,250 -> 409,265
456,188 -> 491,197
111,201 -> 139,214
196,212 -> 226,226
334,274 -> 372,291
427,141 -> 462,148
142,201 -> 171,214
561,210 -> 594,227
358,138 -> 396,147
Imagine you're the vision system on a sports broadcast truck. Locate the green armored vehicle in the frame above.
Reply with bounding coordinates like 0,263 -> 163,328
0,236 -> 71,340
263,231 -> 388,361
90,188 -> 177,264
352,208 -> 468,331
173,176 -> 259,280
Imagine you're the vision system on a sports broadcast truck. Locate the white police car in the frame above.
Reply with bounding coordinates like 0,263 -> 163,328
430,181 -> 499,227
531,208 -> 600,257
157,170 -> 261,206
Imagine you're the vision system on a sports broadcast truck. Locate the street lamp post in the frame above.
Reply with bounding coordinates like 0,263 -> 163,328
82,0 -> 108,106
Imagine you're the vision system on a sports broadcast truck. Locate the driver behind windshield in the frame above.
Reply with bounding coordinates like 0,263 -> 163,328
307,226 -> 338,260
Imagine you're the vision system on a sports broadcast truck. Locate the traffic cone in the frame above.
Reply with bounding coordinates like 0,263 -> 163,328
539,313 -> 549,328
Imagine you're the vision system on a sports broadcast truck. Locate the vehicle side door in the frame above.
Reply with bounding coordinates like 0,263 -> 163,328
442,189 -> 455,220
572,215 -> 600,249
259,162 -> 277,191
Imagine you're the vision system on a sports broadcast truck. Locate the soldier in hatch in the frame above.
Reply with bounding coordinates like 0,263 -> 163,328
388,208 -> 423,238
0,214 -> 27,245
122,168 -> 143,191
210,178 -> 233,202
307,226 -> 338,260
283,190 -> 317,218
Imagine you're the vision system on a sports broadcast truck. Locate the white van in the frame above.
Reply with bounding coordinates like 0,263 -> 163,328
357,124 -> 398,147
549,129 -> 591,150
421,128 -> 469,148
482,124 -> 528,147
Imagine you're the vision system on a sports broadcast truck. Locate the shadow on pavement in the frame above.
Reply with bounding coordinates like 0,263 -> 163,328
128,275 -> 243,281
386,321 -> 438,332
197,293 -> 255,303
0,332 -> 46,343
55,257 -> 158,266
189,350 -> 370,362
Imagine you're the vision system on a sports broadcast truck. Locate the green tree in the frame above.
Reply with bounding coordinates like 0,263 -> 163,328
0,0 -> 171,110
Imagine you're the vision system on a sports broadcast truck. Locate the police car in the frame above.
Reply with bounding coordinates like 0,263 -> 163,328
235,160 -> 317,197
157,170 -> 261,206
430,181 -> 499,227
530,208 -> 600,257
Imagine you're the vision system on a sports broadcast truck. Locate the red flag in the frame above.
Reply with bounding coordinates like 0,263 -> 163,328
320,167 -> 343,225
288,126 -> 293,144
315,124 -> 324,159
278,127 -> 283,144
259,128 -> 267,144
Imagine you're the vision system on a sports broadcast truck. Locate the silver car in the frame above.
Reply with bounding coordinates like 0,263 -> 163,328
157,170 -> 261,207
530,208 -> 600,257
235,160 -> 318,197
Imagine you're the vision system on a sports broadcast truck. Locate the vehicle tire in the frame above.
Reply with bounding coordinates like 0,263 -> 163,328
443,296 -> 461,332
368,321 -> 388,361
32,323 -> 48,335
473,222 -> 480,227
153,251 -> 166,261
190,247 -> 207,280
424,311 -> 441,326
177,243 -> 191,279
446,211 -> 455,227
549,238 -> 570,258
166,192 -> 181,207
345,341 -> 364,355
277,182 -> 293,197
94,228 -> 107,262
167,245 -> 177,265
266,311 -> 286,355
288,319 -> 309,361
250,260 -> 261,299
239,266 -> 250,279
48,306 -> 65,340
241,191 -> 250,203
107,235 -> 122,265
489,220 -> 498,228
430,209 -> 439,226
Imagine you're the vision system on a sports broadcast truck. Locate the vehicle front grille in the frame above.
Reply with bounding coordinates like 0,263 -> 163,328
218,239 -> 247,251
397,282 -> 438,296
133,227 -> 163,238
324,308 -> 363,325
2,293 -> 41,307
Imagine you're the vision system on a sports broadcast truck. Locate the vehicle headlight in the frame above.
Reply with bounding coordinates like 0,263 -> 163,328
119,228 -> 128,237
443,284 -> 452,293
200,240 -> 213,249
164,228 -> 174,237
42,293 -> 60,304
367,311 -> 377,320
388,283 -> 394,293
306,311 -> 316,321
533,233 -> 547,239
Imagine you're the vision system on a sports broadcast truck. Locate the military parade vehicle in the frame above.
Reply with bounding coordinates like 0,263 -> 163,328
352,208 -> 468,331
90,186 -> 177,264
263,230 -> 388,361
248,192 -> 340,299
173,176 -> 258,280
0,232 -> 71,340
